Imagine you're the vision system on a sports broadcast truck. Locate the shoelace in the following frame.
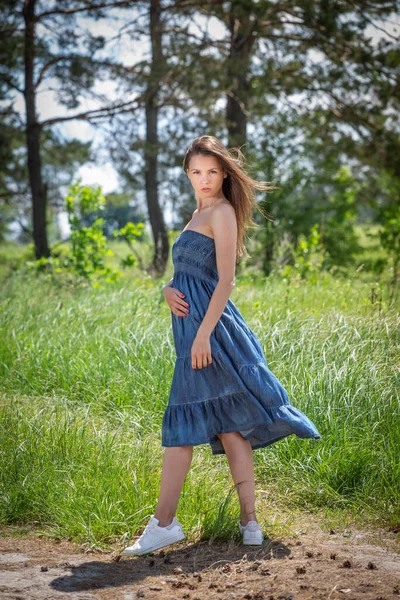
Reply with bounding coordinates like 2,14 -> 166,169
141,521 -> 157,535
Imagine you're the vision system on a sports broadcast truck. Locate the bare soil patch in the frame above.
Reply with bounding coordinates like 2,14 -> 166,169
0,515 -> 399,600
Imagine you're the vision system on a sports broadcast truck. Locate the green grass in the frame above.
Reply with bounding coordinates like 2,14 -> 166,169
0,236 -> 399,548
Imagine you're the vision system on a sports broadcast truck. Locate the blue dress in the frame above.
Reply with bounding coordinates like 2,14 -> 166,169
162,229 -> 322,455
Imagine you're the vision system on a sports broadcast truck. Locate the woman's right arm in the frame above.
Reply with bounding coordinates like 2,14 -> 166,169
163,278 -> 189,316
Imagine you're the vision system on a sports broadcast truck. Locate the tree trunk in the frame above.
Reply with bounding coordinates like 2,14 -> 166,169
23,0 -> 49,259
145,0 -> 168,276
226,3 -> 256,148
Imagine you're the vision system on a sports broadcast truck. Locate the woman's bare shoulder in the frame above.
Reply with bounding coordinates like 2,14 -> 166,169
213,201 -> 236,220
212,200 -> 234,214
210,202 -> 237,235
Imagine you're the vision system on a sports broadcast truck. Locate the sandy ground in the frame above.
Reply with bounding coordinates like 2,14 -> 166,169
0,515 -> 399,600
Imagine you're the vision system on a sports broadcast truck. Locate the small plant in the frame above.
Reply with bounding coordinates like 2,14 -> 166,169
27,181 -> 144,284
113,221 -> 145,268
65,181 -> 117,280
277,224 -> 326,284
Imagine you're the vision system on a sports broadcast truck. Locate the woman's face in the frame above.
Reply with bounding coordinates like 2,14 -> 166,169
186,155 -> 227,202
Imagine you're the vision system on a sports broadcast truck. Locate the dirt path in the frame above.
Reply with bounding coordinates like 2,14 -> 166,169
0,515 -> 399,600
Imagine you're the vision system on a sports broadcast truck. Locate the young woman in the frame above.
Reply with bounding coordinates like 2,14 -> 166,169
123,135 -> 321,556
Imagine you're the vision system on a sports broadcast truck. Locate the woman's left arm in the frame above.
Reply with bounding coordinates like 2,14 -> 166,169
191,205 -> 237,369
196,204 -> 237,340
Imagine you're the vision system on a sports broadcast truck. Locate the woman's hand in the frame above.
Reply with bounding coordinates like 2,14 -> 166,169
163,285 -> 190,317
191,334 -> 212,370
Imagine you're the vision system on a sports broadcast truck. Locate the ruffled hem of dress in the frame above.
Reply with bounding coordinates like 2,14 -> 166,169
161,389 -> 321,454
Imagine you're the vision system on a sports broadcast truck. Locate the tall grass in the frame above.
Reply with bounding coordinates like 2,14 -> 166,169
0,259 -> 399,546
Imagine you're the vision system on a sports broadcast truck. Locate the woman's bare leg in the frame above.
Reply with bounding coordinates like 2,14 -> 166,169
216,432 -> 257,526
154,446 -> 193,526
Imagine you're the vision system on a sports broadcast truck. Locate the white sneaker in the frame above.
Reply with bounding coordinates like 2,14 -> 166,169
238,519 -> 264,545
123,514 -> 185,556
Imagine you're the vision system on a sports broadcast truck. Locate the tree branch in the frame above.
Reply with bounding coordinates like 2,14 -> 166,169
34,56 -> 67,89
342,0 -> 398,42
303,84 -> 382,133
39,96 -> 144,128
36,0 -> 139,21
160,0 -> 228,12
0,75 -> 24,94
16,217 -> 33,236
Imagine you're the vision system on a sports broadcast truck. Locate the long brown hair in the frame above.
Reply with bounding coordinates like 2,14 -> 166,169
183,135 -> 277,263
